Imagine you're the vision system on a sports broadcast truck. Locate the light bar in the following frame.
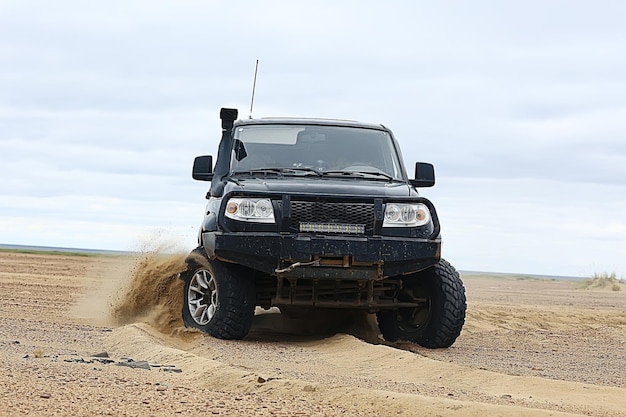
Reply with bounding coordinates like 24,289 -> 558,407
299,222 -> 365,234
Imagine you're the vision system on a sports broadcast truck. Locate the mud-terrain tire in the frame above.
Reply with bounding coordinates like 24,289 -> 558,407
376,259 -> 466,348
180,248 -> 255,340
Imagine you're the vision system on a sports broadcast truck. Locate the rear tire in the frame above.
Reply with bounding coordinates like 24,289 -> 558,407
377,259 -> 466,348
180,248 -> 255,340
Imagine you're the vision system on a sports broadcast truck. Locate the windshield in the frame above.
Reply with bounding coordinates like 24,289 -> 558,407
229,124 -> 404,180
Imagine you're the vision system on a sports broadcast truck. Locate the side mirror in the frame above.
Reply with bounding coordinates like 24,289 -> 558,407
192,155 -> 213,181
409,162 -> 435,187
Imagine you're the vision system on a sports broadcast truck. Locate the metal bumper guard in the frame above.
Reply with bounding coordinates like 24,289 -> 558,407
205,232 -> 441,278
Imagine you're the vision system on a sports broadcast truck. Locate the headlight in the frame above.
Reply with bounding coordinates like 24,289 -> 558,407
224,198 -> 275,223
383,203 -> 430,227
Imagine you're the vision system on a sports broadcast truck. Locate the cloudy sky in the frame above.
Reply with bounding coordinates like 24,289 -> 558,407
1,1 -> 625,277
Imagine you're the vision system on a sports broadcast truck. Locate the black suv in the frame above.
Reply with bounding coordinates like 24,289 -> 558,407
180,108 -> 466,348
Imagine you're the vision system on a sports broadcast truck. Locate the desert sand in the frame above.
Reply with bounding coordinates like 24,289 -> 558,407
0,250 -> 624,416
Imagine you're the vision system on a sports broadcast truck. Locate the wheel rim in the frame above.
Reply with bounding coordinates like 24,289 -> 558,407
187,269 -> 218,325
395,285 -> 432,333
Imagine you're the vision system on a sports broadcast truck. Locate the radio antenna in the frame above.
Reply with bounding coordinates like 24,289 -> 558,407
248,59 -> 259,119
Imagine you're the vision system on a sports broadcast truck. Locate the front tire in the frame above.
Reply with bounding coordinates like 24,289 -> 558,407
180,248 -> 255,340
377,259 -> 466,348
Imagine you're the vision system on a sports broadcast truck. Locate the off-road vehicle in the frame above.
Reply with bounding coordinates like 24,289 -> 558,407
180,108 -> 466,348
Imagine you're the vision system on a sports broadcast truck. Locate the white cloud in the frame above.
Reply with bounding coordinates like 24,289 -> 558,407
1,0 -> 625,278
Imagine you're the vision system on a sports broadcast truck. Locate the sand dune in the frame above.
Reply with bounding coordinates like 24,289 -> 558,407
0,251 -> 624,416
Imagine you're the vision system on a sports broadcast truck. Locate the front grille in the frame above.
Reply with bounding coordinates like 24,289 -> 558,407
289,201 -> 374,234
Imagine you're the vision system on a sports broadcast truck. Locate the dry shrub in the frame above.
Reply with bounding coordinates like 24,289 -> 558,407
583,272 -> 624,291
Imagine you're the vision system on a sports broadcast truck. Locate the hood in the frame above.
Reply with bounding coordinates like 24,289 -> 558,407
222,176 -> 416,197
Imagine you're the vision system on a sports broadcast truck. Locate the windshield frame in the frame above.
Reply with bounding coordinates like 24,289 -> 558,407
228,123 -> 408,182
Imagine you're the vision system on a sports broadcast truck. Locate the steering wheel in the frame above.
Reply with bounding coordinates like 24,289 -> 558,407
342,163 -> 378,171
292,160 -> 330,172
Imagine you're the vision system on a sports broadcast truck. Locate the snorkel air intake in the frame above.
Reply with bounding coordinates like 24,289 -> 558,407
220,108 -> 238,130
210,108 -> 239,197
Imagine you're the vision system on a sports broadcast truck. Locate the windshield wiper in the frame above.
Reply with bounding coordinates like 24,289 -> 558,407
232,167 -> 322,177
321,170 -> 395,181
232,168 -> 284,176
283,167 -> 322,176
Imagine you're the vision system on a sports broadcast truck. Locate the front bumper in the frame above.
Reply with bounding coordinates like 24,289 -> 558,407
203,231 -> 441,279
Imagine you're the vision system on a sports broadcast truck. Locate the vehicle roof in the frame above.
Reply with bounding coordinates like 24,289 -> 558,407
233,117 -> 388,131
